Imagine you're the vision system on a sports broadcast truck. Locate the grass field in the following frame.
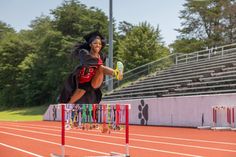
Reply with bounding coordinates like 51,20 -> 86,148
0,105 -> 48,121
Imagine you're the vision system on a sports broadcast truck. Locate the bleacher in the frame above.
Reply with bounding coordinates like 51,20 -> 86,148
103,43 -> 236,101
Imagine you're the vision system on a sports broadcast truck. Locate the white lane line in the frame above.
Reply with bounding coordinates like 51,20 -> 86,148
4,122 -> 236,146
0,126 -> 203,157
0,142 -> 43,157
0,131 -> 109,156
130,145 -> 203,157
130,137 -> 236,153
1,124 -> 236,154
129,132 -> 236,146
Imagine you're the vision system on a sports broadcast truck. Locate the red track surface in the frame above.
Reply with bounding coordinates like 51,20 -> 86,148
0,121 -> 236,157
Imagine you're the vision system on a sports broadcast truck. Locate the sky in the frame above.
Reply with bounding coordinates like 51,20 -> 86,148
0,0 -> 186,45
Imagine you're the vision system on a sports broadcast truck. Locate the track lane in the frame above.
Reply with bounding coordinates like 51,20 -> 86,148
1,121 -> 236,157
0,142 -> 43,157
0,126 -> 201,157
2,122 -> 236,150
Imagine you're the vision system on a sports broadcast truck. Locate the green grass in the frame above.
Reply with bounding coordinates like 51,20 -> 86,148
0,105 -> 48,121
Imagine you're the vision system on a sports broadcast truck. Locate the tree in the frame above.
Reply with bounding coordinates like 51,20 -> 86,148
0,0 -> 112,107
221,0 -> 236,43
117,21 -> 134,37
51,0 -> 109,38
23,15 -> 77,105
169,38 -> 206,54
0,21 -> 15,44
176,0 -> 236,48
117,22 -> 169,70
0,32 -> 36,106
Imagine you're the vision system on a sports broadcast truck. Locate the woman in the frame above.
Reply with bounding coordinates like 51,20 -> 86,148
59,31 -> 123,104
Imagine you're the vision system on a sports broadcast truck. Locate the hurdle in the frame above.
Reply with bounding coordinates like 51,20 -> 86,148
211,105 -> 232,130
50,103 -> 131,157
230,105 -> 236,131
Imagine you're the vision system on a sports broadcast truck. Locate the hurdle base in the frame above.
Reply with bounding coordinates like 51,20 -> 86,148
231,127 -> 236,131
50,153 -> 63,157
50,153 -> 70,157
197,126 -> 211,129
110,152 -> 130,157
50,145 -> 66,157
211,127 -> 231,130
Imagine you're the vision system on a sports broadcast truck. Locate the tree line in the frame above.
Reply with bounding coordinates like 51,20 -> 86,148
0,0 -> 235,107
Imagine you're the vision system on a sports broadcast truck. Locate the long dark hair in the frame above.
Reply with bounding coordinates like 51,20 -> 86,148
72,41 -> 107,62
72,31 -> 106,59
72,42 -> 90,58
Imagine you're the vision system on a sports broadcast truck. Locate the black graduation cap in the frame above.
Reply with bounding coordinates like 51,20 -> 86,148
83,31 -> 106,46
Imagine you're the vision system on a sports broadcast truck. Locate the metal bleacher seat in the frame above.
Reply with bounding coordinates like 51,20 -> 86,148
163,88 -> 236,97
103,44 -> 236,100
187,78 -> 236,87
104,89 -> 168,100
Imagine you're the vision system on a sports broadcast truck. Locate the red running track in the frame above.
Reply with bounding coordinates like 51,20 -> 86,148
0,121 -> 236,157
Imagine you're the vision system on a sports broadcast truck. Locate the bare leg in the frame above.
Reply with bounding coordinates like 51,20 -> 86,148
68,89 -> 86,104
91,65 -> 115,89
